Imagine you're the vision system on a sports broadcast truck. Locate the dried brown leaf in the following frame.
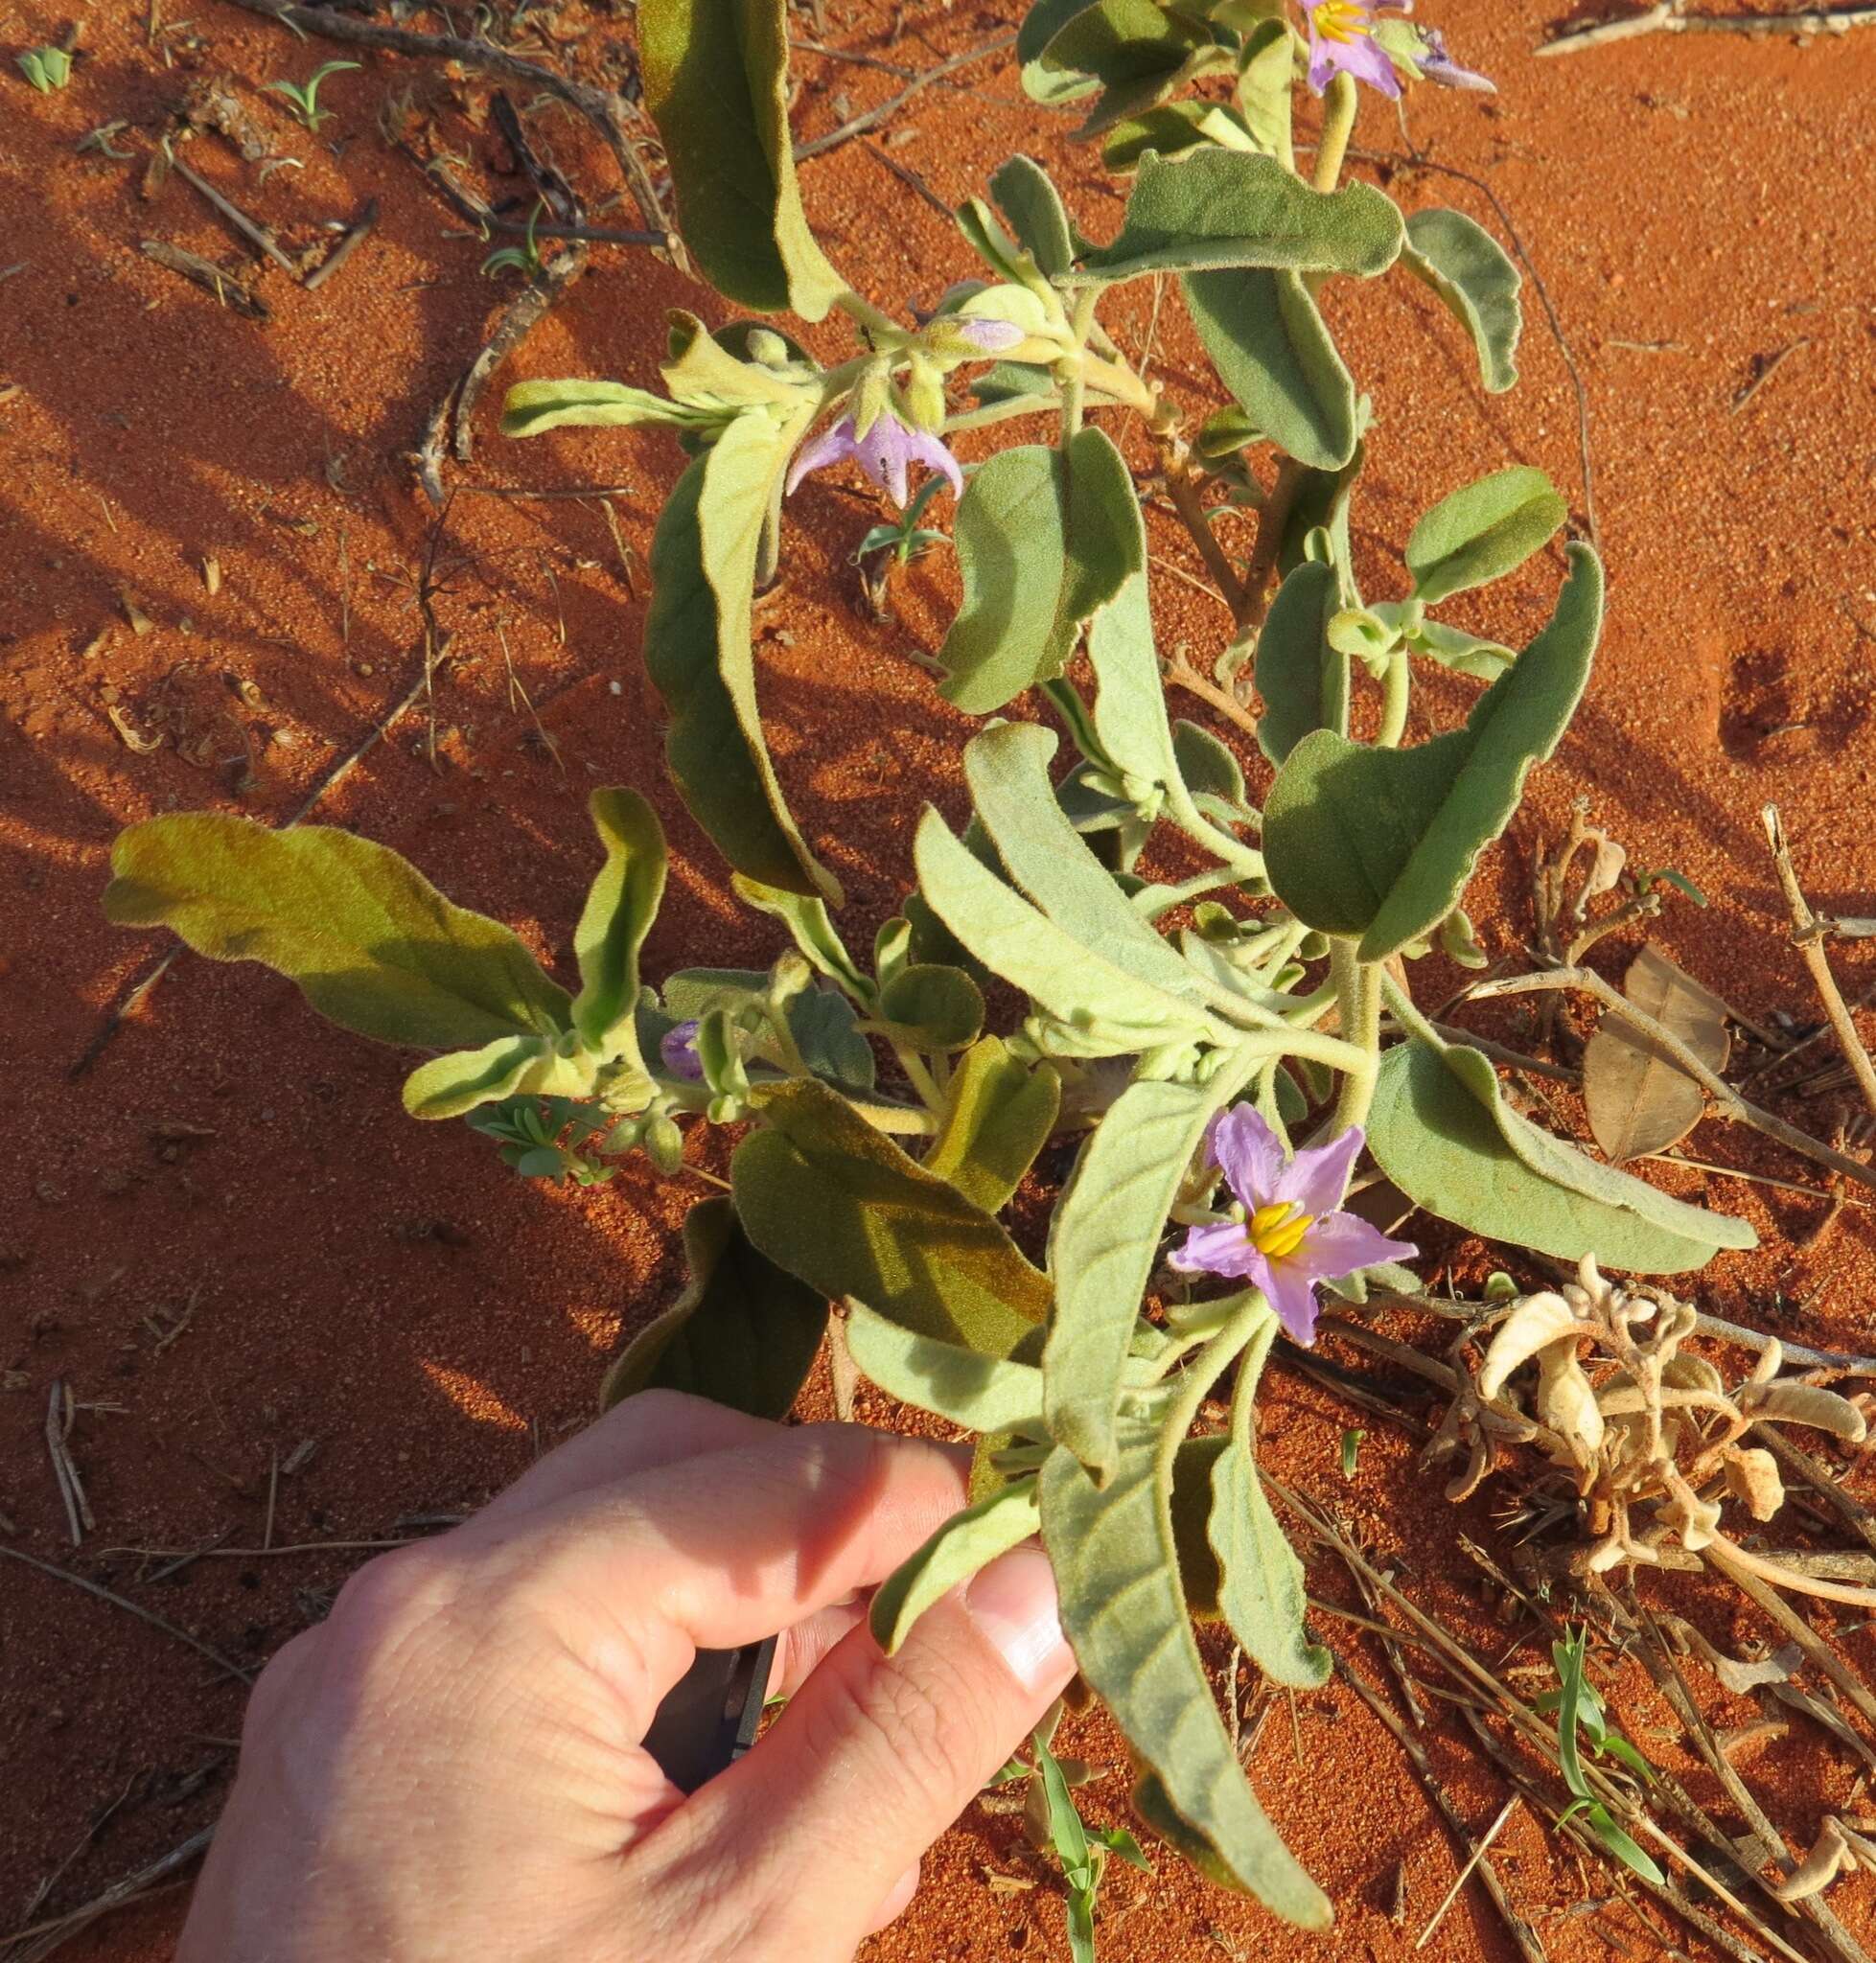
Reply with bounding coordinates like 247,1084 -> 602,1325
1584,942 -> 1731,1164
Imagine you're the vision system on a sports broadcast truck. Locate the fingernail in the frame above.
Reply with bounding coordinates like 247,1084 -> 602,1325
964,1545 -> 1073,1695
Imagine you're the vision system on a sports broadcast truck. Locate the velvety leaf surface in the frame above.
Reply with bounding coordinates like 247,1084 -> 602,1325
1184,267 -> 1357,471
600,1195 -> 827,1418
571,788 -> 666,1058
926,1037 -> 1062,1212
870,1480 -> 1042,1652
1254,560 -> 1346,766
1404,464 -> 1564,605
104,815 -> 572,1050
1401,208 -> 1522,396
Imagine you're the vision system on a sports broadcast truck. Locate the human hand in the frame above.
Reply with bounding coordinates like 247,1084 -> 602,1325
178,1392 -> 1075,1962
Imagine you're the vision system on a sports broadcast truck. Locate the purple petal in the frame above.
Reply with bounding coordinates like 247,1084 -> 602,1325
1337,30 -> 1402,95
1169,1222 -> 1264,1281
1262,1259 -> 1324,1344
785,418 -> 857,496
851,412 -> 915,506
1279,1124 -> 1365,1216
958,316 -> 1026,354
1205,1105 -> 1288,1212
1418,27 -> 1494,90
1306,40 -> 1338,92
1301,1210 -> 1419,1279
904,425 -> 965,500
660,1019 -> 705,1081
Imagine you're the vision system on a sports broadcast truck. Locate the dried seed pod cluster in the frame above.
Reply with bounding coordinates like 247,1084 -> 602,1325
1439,1257 -> 1867,1583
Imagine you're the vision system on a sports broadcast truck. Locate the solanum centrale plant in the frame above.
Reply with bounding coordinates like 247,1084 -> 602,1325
103,0 -> 1756,1929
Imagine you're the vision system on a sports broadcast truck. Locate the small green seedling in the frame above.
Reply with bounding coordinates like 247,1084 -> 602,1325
17,45 -> 74,90
853,472 -> 951,568
481,198 -> 547,282
1540,1627 -> 1663,1883
263,59 -> 359,132
1339,1427 -> 1365,1479
991,1708 -> 1150,1962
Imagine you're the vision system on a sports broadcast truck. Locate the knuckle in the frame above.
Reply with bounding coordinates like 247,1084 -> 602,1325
811,1651 -> 976,1799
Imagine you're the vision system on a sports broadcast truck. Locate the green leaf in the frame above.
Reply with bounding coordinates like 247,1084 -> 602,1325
1367,1032 -> 1756,1272
1100,100 -> 1253,173
870,1480 -> 1042,1653
1254,560 -> 1346,766
914,809 -> 1226,1053
600,1196 -> 828,1418
787,987 -> 876,1090
401,1032 -> 594,1120
571,789 -> 665,1059
1210,1316 -> 1330,1688
939,428 -> 1144,714
1071,150 -> 1402,286
639,0 -> 842,317
1040,1402 -> 1332,1928
1045,1075 -> 1240,1479
844,1299 -> 1045,1431
732,1078 -> 1050,1350
500,379 -> 715,439
878,964 -> 985,1049
732,874 -> 871,1000
1023,0 -> 1218,114
1263,545 -> 1603,960
1171,720 -> 1247,811
104,815 -> 572,1050
661,311 -> 812,409
1405,465 -> 1565,606
927,1036 -> 1062,1212
645,412 -> 842,902
1170,1433 -> 1229,1616
1401,209 -> 1521,396
1234,15 -> 1295,158
964,724 -> 1206,1003
990,155 -> 1077,280
1184,268 -> 1357,471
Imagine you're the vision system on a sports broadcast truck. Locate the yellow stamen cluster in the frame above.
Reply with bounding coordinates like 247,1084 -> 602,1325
1249,1200 -> 1313,1261
1309,0 -> 1373,43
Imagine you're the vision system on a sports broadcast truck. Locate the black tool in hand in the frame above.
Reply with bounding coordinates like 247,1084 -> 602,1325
641,1636 -> 777,1793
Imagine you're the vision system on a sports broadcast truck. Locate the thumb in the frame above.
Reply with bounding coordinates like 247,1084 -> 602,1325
646,1544 -> 1074,1959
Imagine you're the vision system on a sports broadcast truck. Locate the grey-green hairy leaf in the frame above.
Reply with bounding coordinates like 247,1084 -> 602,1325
639,0 -> 842,317
104,815 -> 572,1051
732,1078 -> 1050,1351
1406,464 -> 1565,606
1184,268 -> 1358,472
1254,560 -> 1346,766
1071,150 -> 1403,285
600,1195 -> 827,1418
1040,1405 -> 1332,1928
645,411 -> 842,903
844,1299 -> 1045,1432
914,808 -> 1226,1053
1263,546 -> 1602,960
990,154 -> 1077,280
965,724 -> 1204,1002
870,1480 -> 1042,1653
927,1036 -> 1062,1213
731,874 -> 871,1000
1022,0 -> 1219,118
1044,1075 -> 1241,1479
1211,1317 -> 1329,1688
571,789 -> 665,1060
878,963 -> 985,1050
939,428 -> 1143,714
402,1032 -> 594,1120
1368,1033 -> 1755,1272
1401,209 -> 1521,396
500,379 -> 718,439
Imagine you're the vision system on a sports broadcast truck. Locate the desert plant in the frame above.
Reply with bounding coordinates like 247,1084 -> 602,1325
102,0 -> 1767,1935
262,58 -> 358,132
16,44 -> 73,90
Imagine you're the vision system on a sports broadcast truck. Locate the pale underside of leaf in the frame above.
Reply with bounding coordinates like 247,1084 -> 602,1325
870,1480 -> 1042,1653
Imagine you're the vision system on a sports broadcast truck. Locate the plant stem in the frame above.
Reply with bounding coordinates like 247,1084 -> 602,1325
834,289 -> 901,340
1330,939 -> 1381,1131
1377,649 -> 1411,748
1060,289 -> 1099,441
892,1042 -> 946,1113
1311,72 -> 1359,195
1763,803 -> 1876,1122
1155,1294 -> 1270,1485
1164,458 -> 1254,628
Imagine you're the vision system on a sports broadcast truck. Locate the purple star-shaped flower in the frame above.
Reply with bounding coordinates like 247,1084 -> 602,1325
660,1019 -> 705,1081
785,410 -> 964,510
1170,1106 -> 1417,1344
1300,0 -> 1401,97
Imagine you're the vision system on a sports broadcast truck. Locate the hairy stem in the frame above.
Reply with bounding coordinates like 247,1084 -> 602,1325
1310,72 -> 1359,195
1376,649 -> 1410,748
1330,940 -> 1381,1131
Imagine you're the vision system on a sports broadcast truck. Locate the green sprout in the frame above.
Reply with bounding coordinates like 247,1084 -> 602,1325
17,45 -> 74,90
263,59 -> 359,132
481,198 -> 548,282
852,471 -> 951,568
991,1710 -> 1150,1962
1539,1627 -> 1663,1884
